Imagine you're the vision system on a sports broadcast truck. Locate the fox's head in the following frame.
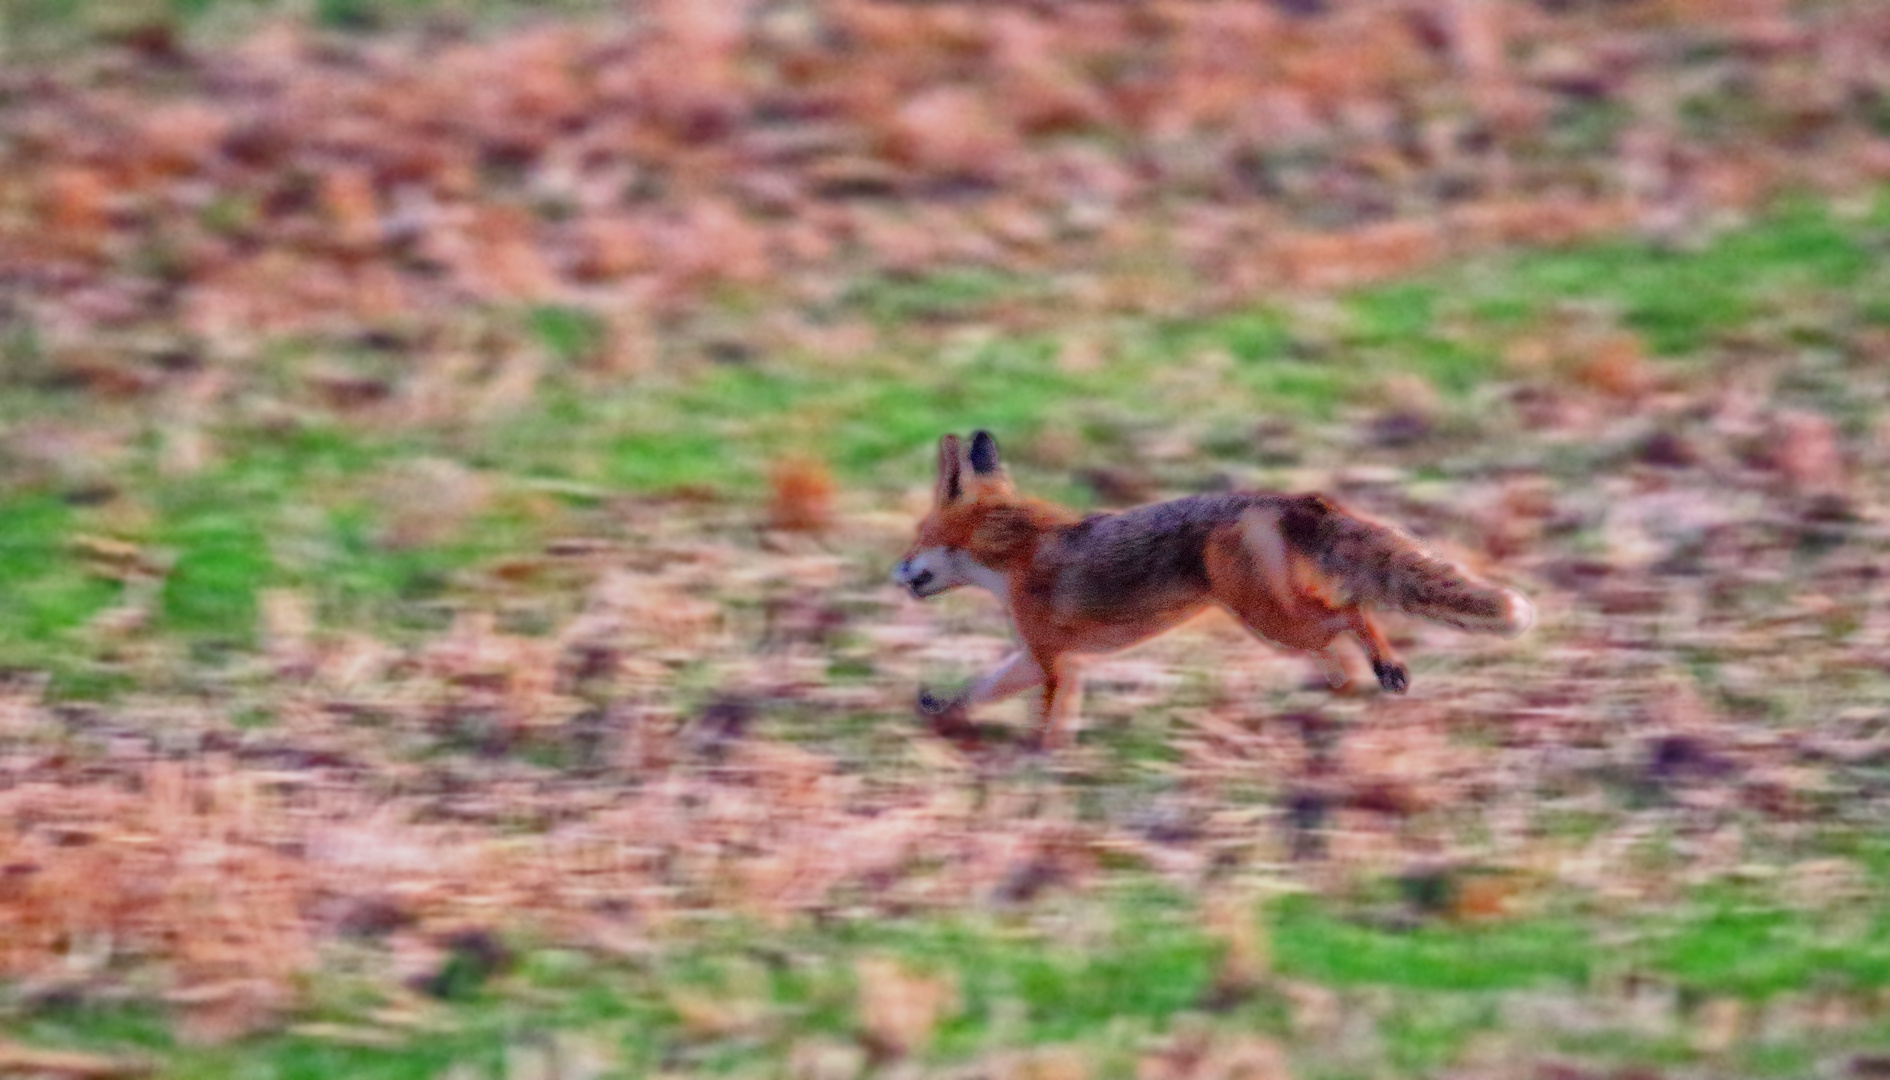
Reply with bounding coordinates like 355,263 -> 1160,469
893,430 -> 1024,600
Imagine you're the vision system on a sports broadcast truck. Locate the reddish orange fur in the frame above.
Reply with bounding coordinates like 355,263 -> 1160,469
898,432 -> 1528,749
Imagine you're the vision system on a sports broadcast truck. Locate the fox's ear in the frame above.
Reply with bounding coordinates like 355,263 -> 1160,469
936,434 -> 964,504
968,430 -> 1001,475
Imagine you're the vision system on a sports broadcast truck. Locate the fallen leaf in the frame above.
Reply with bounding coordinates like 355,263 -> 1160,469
0,1043 -> 150,1078
856,956 -> 957,1060
767,456 -> 837,534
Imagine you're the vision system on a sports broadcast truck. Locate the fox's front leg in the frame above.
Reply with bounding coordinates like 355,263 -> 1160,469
918,650 -> 1046,717
1026,653 -> 1082,752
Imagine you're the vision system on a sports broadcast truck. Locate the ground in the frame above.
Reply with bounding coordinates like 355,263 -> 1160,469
5,3 -> 1890,1078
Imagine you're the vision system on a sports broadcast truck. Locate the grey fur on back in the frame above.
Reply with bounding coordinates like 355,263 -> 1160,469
1041,493 -> 1286,616
1025,487 -> 1528,636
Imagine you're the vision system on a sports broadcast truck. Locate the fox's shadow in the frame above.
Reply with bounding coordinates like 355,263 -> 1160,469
916,692 -> 1039,755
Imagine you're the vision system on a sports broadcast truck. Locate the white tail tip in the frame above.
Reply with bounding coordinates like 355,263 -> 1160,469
1498,590 -> 1535,638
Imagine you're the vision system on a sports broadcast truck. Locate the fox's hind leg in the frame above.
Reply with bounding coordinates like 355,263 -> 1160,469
1346,607 -> 1409,694
1215,509 -> 1413,695
1207,515 -> 1350,674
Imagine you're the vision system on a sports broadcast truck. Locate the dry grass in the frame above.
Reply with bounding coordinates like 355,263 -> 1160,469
4,3 -> 1890,1074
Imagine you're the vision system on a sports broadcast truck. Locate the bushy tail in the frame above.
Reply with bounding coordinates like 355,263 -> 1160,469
1276,494 -> 1534,637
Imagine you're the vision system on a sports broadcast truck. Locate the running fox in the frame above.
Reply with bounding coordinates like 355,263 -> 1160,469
894,431 -> 1533,749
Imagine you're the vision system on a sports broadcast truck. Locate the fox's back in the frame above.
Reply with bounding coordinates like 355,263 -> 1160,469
1037,492 -> 1287,618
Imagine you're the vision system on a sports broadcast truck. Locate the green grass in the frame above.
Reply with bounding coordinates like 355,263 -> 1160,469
4,191 -> 1890,1074
1653,900 -> 1890,999
845,267 -> 1040,328
19,884 -> 1890,1078
157,510 -> 270,643
1271,895 -> 1593,992
0,494 -> 124,668
3,0 -> 619,55
5,194 -> 1889,691
6,4 -> 1890,1072
6,896 -> 1210,1078
1461,196 -> 1886,355
14,997 -> 531,1080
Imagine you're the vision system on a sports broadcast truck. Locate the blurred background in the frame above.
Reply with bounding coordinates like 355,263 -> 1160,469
4,1 -> 1890,1076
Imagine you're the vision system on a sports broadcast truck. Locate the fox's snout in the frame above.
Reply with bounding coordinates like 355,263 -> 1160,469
893,558 -> 937,598
895,548 -> 968,599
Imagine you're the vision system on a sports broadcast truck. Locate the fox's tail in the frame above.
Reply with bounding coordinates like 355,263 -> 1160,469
1276,494 -> 1534,637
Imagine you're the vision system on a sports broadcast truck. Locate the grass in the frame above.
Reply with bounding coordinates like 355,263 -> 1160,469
1270,895 -> 1593,992
0,494 -> 123,668
17,885 -> 1890,1078
6,172 -> 1890,1073
9,193 -> 1890,693
1653,900 -> 1890,999
6,0 -> 1890,1069
1461,196 -> 1887,355
2,0 -> 619,56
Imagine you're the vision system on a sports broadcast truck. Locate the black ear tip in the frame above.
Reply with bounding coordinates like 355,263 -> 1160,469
968,430 -> 1000,474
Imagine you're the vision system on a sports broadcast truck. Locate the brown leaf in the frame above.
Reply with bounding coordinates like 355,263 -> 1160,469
320,166 -> 382,254
1272,221 -> 1446,289
992,1046 -> 1095,1080
767,456 -> 837,534
169,980 -> 291,1046
882,87 -> 1017,183
374,458 -> 491,550
1140,1025 -> 1291,1080
1769,409 -> 1846,494
1202,892 -> 1270,1004
1690,997 -> 1746,1054
40,167 -> 114,255
856,956 -> 957,1061
991,12 -> 1111,136
570,215 -> 647,281
1572,332 -> 1655,400
0,1043 -> 150,1078
787,1038 -> 868,1080
668,988 -> 770,1040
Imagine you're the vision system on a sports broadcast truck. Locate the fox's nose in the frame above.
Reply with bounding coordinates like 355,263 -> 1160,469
908,569 -> 934,591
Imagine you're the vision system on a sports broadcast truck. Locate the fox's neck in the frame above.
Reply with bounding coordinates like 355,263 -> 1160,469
968,498 -> 1081,575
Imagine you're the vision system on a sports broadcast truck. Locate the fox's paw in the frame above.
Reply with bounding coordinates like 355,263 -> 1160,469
918,688 -> 984,745
1373,660 -> 1410,694
917,688 -> 957,716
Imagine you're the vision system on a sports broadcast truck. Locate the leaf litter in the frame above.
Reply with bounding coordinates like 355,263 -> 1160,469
5,1 -> 1890,1076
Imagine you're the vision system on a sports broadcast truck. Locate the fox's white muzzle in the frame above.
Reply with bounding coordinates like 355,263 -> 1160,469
895,547 -> 1012,602
894,547 -> 961,599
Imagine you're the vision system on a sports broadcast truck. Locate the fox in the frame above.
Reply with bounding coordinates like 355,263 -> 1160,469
894,431 -> 1533,750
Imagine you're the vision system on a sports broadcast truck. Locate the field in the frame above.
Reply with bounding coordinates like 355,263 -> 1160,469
6,3 -> 1890,1078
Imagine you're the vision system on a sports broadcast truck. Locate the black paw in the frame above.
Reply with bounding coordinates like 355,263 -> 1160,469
917,688 -> 953,716
1373,660 -> 1410,694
